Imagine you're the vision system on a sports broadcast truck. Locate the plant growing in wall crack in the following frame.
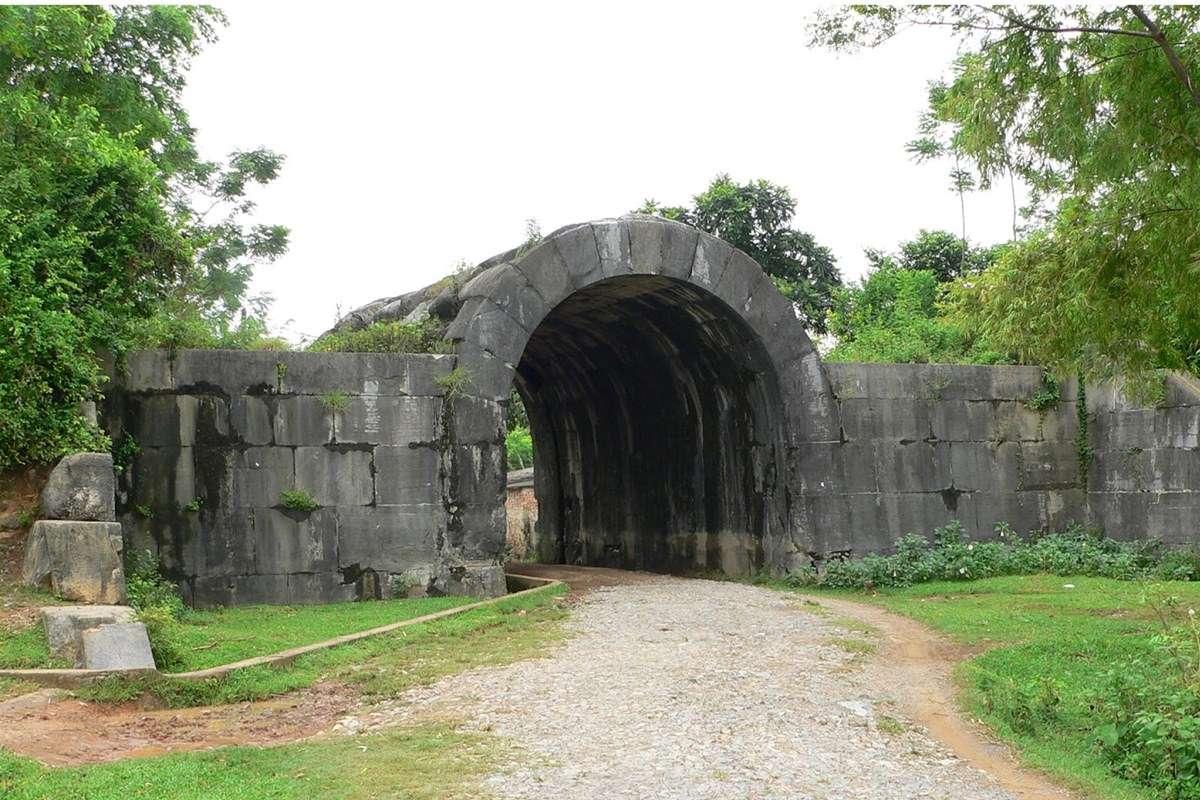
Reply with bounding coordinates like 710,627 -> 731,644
435,367 -> 473,400
1028,370 -> 1061,412
320,390 -> 348,413
183,498 -> 203,513
280,489 -> 319,512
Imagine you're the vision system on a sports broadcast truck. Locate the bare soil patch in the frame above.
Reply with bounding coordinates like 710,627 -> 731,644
0,681 -> 356,766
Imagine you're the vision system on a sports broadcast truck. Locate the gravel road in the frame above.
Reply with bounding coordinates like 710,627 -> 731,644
338,576 -> 1016,800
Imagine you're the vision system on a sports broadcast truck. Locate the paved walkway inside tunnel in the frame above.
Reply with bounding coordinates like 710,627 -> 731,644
332,569 -> 1071,800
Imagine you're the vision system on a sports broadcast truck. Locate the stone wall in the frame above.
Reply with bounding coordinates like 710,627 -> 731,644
505,468 -> 537,560
105,349 -> 505,607
803,363 -> 1083,559
1086,373 -> 1200,545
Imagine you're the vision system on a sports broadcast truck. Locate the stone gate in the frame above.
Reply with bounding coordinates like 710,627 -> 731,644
105,217 -> 1200,606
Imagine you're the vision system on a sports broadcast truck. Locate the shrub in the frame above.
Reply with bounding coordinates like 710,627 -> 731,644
309,318 -> 452,354
280,489 -> 319,512
434,366 -> 472,399
789,520 -> 1197,590
124,548 -> 187,668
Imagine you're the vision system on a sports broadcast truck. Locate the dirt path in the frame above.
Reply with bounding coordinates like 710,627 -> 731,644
801,594 -> 1074,800
334,572 -> 1063,799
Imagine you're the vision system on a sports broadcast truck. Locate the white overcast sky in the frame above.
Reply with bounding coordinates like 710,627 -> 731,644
183,2 -> 1024,344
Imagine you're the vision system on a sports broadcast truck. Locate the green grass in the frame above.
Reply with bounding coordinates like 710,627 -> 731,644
0,626 -> 64,669
801,575 -> 1200,800
160,595 -> 479,672
76,583 -> 568,708
0,721 -> 506,799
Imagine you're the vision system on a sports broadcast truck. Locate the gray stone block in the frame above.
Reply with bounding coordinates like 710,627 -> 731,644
337,505 -> 442,572
513,238 -> 574,308
120,350 -> 174,391
81,622 -> 156,670
254,508 -> 337,574
434,561 -> 505,598
404,355 -> 457,396
453,396 -> 504,444
689,232 -> 733,291
41,452 -> 116,522
875,441 -> 951,493
713,249 -> 762,314
1019,441 -> 1080,490
274,395 -> 333,446
375,446 -> 441,505
453,299 -> 530,366
232,447 -> 294,508
458,263 -> 547,331
456,342 -> 516,402
839,397 -> 933,442
592,219 -> 632,279
337,395 -> 440,445
41,605 -> 137,666
173,349 -> 282,396
22,520 -> 125,604
192,574 -> 291,607
1157,406 -> 1200,448
627,216 -> 666,275
949,441 -> 1020,493
287,572 -> 356,604
294,447 -> 373,507
552,223 -> 604,289
230,396 -> 273,445
277,352 -> 409,396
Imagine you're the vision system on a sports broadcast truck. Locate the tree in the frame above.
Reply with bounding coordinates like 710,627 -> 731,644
812,6 -> 1200,384
638,175 -> 842,334
871,229 -> 999,283
0,6 -> 288,469
825,261 -> 1007,365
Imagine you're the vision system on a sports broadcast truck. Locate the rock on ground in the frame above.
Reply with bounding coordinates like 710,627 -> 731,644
80,622 -> 155,671
39,453 -> 116,522
41,605 -> 137,665
337,577 -> 1016,800
22,520 -> 126,604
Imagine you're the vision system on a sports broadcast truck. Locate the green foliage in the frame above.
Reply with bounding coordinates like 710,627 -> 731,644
124,547 -> 186,668
1097,596 -> 1200,799
789,520 -> 1198,590
881,229 -> 999,283
825,263 -> 1008,364
813,6 -> 1200,386
318,390 -> 347,413
279,489 -> 319,512
111,434 -> 139,475
434,366 -> 472,399
507,388 -> 529,430
0,7 -> 287,470
1029,370 -> 1061,412
183,498 -> 203,512
134,503 -> 154,519
308,317 -> 452,354
638,175 -> 842,334
506,425 -> 533,470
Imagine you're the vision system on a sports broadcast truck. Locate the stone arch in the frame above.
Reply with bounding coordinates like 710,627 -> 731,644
447,216 -> 840,576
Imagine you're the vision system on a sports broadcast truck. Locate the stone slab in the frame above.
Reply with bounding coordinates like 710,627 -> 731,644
22,520 -> 126,604
41,605 -> 136,666
80,622 -> 156,670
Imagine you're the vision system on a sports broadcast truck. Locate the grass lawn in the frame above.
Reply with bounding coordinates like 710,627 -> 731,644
77,582 -> 568,707
0,720 -> 507,800
800,575 -> 1200,800
0,582 -> 569,799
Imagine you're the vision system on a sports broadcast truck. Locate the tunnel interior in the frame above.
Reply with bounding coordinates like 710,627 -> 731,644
512,275 -> 786,576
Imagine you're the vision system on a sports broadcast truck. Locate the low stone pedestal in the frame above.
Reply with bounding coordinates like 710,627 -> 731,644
80,622 -> 155,670
41,606 -> 137,666
22,520 -> 126,604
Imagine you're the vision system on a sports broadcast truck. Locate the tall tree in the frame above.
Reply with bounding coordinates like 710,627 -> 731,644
0,6 -> 287,469
871,229 -> 999,284
812,6 -> 1200,384
638,175 -> 842,334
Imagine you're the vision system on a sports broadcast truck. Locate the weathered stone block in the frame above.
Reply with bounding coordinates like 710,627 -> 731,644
294,447 -> 373,507
949,441 -> 1019,493
434,561 -> 505,598
192,512 -> 256,578
287,572 -> 356,604
230,395 -> 274,445
337,395 -> 439,445
592,219 -> 632,279
403,355 -> 457,397
120,350 -> 174,391
254,508 -> 337,574
81,622 -> 156,670
875,441 -> 950,493
191,573 -> 290,607
459,263 -> 547,331
22,520 -> 125,604
274,395 -> 333,445
173,349 -> 282,396
839,397 -> 932,442
453,396 -> 503,444
337,505 -> 442,572
456,342 -> 516,402
41,605 -> 137,666
41,453 -> 115,522
689,232 -> 733,291
1019,441 -> 1080,490
513,238 -> 574,307
375,446 -> 441,505
232,447 -> 294,508
553,223 -> 604,289
627,216 -> 666,275
455,300 -> 530,366
713,250 -> 762,313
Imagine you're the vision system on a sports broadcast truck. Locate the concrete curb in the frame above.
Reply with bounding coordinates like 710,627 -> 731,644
0,574 -> 563,689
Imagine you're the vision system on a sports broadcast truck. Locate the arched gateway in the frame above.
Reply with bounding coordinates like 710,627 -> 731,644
112,216 -> 1109,607
443,217 -> 840,577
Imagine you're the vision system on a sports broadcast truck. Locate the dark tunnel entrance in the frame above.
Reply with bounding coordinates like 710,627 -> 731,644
512,275 -> 786,576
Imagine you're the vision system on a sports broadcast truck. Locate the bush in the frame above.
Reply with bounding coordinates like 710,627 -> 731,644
280,489 -> 319,512
309,318 -> 452,354
124,548 -> 187,668
1097,598 -> 1200,799
789,520 -> 1195,590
